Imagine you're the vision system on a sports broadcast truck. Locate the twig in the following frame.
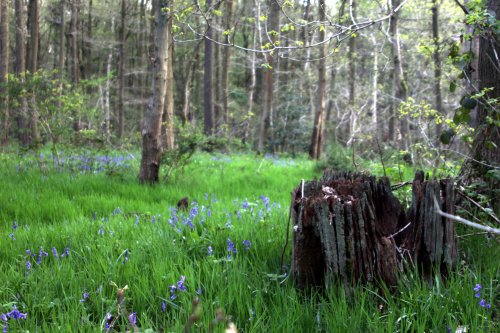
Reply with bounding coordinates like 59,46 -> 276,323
452,0 -> 469,15
391,181 -> 412,190
457,189 -> 500,225
433,197 -> 500,235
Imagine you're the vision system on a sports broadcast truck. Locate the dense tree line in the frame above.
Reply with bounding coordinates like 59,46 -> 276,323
0,0 -> 498,184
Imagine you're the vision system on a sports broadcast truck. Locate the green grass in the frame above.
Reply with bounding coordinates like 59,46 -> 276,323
0,150 -> 498,332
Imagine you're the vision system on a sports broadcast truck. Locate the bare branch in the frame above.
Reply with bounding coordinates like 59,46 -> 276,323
433,197 -> 500,235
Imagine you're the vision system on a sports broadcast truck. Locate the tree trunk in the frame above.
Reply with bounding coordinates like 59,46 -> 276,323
371,35 -> 379,138
203,0 -> 214,135
432,0 -> 443,138
389,0 -> 408,143
0,0 -> 9,145
460,0 -> 500,214
257,0 -> 280,151
14,0 -> 29,146
27,0 -> 40,144
69,0 -> 80,84
309,0 -> 327,160
104,16 -> 114,140
163,5 -> 174,150
346,0 -> 356,145
139,0 -> 169,183
118,0 -> 126,139
59,0 -> 65,77
291,171 -> 458,289
221,0 -> 234,128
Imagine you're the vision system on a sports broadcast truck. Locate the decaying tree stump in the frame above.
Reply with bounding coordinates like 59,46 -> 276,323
291,171 -> 458,289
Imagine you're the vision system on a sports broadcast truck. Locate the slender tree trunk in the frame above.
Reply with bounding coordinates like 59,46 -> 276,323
203,0 -> 214,135
139,0 -> 169,183
14,0 -> 29,146
69,0 -> 80,84
389,0 -> 408,144
27,0 -> 40,144
346,0 -> 356,145
59,0 -> 65,77
163,5 -> 174,150
104,16 -> 114,139
0,0 -> 9,145
432,0 -> 443,137
372,35 -> 379,138
221,0 -> 234,127
82,0 -> 92,79
257,0 -> 280,151
118,0 -> 126,139
309,0 -> 327,159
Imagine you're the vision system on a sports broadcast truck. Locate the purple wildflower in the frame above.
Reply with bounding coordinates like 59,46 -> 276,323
197,287 -> 203,295
177,276 -> 187,291
161,301 -> 167,312
260,195 -> 270,208
11,221 -> 18,230
207,208 -> 211,217
242,200 -> 249,209
8,234 -> 15,240
98,225 -> 104,235
80,292 -> 89,303
52,247 -> 58,258
474,284 -> 482,292
184,218 -> 194,230
170,284 -> 177,300
61,246 -> 70,257
475,292 -> 481,298
112,207 -> 123,215
128,312 -> 137,327
243,240 -> 251,250
479,299 -> 491,308
227,239 -> 237,259
207,246 -> 213,256
1,314 -> 6,321
26,261 -> 31,271
190,206 -> 198,219
2,325 -> 5,333
7,305 -> 26,320
204,193 -> 209,201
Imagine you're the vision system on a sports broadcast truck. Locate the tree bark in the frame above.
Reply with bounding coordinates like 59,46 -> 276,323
432,0 -> 443,137
221,0 -> 234,127
163,4 -> 174,150
309,0 -> 327,160
0,0 -> 9,145
346,0 -> 357,145
59,0 -> 65,78
460,0 -> 500,214
257,0 -> 280,151
69,0 -> 80,84
118,0 -> 126,139
139,0 -> 169,183
27,0 -> 40,144
291,171 -> 458,289
203,0 -> 214,135
14,0 -> 29,146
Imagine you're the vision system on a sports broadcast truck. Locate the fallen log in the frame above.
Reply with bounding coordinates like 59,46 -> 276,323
290,171 -> 458,289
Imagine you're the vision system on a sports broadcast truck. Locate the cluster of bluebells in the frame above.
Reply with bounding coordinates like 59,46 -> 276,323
25,246 -> 70,272
473,284 -> 491,308
1,305 -> 27,332
169,275 -> 187,300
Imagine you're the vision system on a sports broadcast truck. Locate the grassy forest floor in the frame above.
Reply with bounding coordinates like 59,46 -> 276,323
0,148 -> 498,332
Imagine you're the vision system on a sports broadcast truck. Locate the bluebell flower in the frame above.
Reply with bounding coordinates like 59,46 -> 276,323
2,325 -> 5,333
197,287 -> 203,295
204,193 -> 209,201
207,246 -> 213,256
207,208 -> 212,217
161,301 -> 166,312
26,261 -> 31,271
98,225 -> 105,235
11,221 -> 18,230
122,250 -> 129,264
237,210 -> 242,219
1,313 -> 7,321
8,234 -> 14,240
52,247 -> 58,258
112,207 -> 122,215
243,240 -> 251,250
80,292 -> 89,303
190,206 -> 198,219
7,305 -> 26,320
177,276 -> 187,291
474,284 -> 482,292
184,218 -> 194,230
61,246 -> 70,257
479,299 -> 491,308
475,292 -> 481,298
242,199 -> 249,209
260,195 -> 270,208
227,239 -> 237,259
170,284 -> 177,300
128,312 -> 137,327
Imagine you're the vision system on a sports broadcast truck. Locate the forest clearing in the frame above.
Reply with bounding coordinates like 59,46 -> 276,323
0,0 -> 499,332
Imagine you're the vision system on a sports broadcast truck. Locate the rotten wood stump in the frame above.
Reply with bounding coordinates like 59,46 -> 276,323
291,171 -> 458,289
